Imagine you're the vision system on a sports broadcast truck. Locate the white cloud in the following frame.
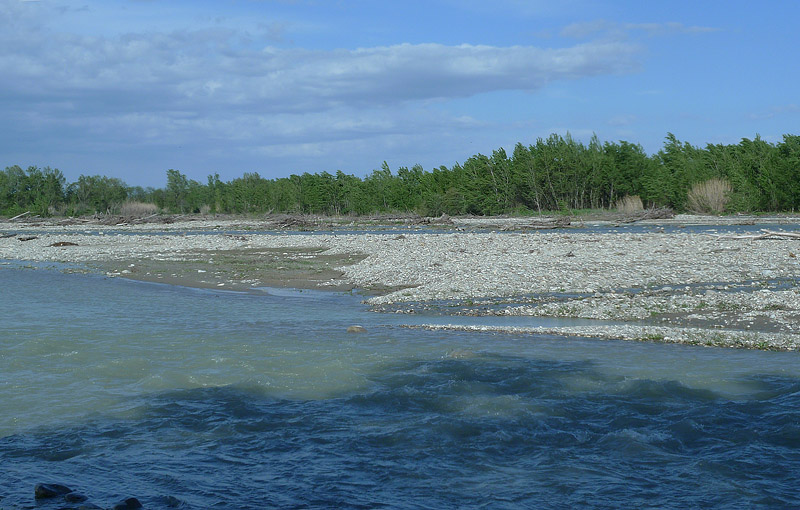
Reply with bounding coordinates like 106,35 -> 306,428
0,0 -> 643,181
0,4 -> 640,146
561,20 -> 719,39
748,104 -> 800,120
560,20 -> 618,40
608,114 -> 637,126
625,22 -> 720,36
0,32 -> 640,114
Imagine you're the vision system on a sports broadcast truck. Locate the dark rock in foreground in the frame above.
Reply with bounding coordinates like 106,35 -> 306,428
64,491 -> 89,502
112,496 -> 144,510
34,483 -> 72,499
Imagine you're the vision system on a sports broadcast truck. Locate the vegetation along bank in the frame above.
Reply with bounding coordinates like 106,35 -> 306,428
2,133 -> 800,218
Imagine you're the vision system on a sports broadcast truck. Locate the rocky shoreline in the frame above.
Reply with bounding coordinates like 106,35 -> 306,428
2,215 -> 799,350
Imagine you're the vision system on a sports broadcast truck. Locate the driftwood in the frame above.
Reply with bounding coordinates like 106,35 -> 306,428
9,211 -> 31,221
414,213 -> 455,226
273,215 -> 318,229
523,216 -> 572,230
616,207 -> 674,224
90,213 -> 188,226
56,217 -> 91,226
404,214 -> 455,226
713,229 -> 800,240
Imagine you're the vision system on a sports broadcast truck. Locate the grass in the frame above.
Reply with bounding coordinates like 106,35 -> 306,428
120,201 -> 159,216
687,178 -> 732,214
615,195 -> 644,214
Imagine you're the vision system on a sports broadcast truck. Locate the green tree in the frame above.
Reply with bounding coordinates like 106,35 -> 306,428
654,133 -> 710,209
66,175 -> 128,214
165,169 -> 190,213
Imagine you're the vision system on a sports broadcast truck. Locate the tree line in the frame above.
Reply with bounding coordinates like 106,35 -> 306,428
2,133 -> 799,218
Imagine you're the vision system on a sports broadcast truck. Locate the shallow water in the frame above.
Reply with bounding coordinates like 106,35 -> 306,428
2,265 -> 799,509
5,220 -> 800,238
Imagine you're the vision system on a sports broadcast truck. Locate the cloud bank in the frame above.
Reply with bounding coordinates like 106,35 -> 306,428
0,1 -> 642,181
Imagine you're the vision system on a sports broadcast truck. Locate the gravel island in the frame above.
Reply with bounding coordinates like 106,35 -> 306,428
2,215 -> 799,350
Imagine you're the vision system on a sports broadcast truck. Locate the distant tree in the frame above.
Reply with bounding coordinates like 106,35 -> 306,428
0,166 -> 66,216
0,165 -> 28,215
165,169 -> 190,213
776,134 -> 800,210
602,140 -> 652,207
66,175 -> 127,214
363,163 -> 394,211
655,133 -> 712,209
6,131 -> 800,218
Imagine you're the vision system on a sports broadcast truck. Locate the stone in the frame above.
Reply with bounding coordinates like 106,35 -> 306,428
112,497 -> 143,510
64,492 -> 89,502
346,325 -> 367,333
34,483 -> 72,499
161,495 -> 184,507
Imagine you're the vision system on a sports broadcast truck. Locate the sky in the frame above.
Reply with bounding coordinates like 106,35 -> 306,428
2,0 -> 798,188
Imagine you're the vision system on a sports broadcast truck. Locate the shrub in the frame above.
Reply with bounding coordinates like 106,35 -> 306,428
120,201 -> 158,216
687,178 -> 732,214
615,195 -> 644,214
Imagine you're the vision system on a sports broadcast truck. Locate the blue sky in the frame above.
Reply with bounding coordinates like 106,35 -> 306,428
2,0 -> 798,188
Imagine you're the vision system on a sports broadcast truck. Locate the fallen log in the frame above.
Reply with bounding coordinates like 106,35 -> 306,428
510,216 -> 572,230
712,229 -> 800,240
763,229 -> 800,239
617,207 -> 674,224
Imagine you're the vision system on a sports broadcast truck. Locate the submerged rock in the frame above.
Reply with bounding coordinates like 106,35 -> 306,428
64,491 -> 89,502
160,494 -> 184,507
112,496 -> 144,510
346,325 -> 367,333
34,483 -> 72,499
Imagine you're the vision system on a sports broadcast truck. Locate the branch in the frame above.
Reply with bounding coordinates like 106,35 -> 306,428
8,211 -> 31,221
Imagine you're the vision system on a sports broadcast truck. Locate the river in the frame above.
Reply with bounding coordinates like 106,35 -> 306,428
1,262 -> 799,509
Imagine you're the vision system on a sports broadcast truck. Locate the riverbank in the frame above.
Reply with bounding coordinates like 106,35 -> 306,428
2,215 -> 799,350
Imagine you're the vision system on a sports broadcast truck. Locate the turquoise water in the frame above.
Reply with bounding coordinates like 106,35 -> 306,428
1,263 -> 799,509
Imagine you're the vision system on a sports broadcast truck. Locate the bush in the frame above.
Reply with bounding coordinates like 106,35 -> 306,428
120,201 -> 158,216
687,178 -> 732,214
615,195 -> 644,214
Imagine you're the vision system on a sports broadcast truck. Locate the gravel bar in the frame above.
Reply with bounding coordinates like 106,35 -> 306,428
2,217 -> 799,350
